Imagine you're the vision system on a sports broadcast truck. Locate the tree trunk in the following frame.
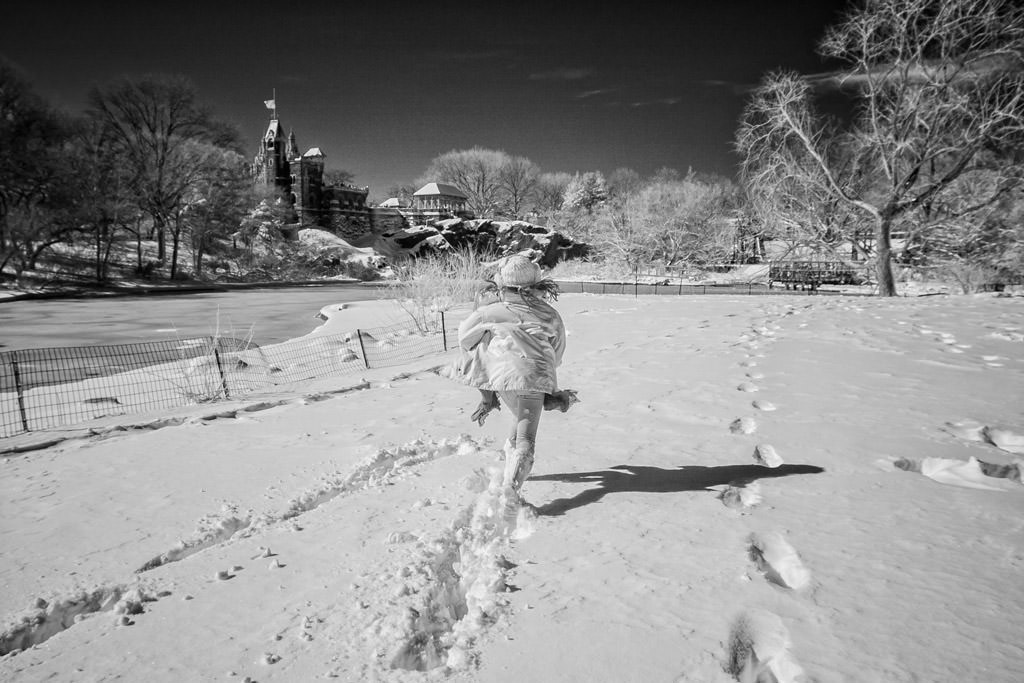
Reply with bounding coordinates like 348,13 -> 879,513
194,242 -> 204,278
101,229 -> 115,282
875,215 -> 897,296
157,222 -> 166,261
95,224 -> 103,282
170,227 -> 180,280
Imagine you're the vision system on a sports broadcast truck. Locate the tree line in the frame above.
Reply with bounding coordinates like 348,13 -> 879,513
393,150 -> 743,273
0,67 -> 273,282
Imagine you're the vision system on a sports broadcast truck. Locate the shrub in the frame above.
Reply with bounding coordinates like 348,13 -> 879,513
383,247 -> 493,333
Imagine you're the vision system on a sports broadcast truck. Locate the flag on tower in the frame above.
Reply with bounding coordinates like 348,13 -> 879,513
264,99 -> 276,109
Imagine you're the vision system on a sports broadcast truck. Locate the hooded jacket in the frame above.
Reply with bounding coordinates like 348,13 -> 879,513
450,292 -> 566,393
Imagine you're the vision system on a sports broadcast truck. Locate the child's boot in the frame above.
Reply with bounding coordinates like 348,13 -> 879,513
505,444 -> 535,491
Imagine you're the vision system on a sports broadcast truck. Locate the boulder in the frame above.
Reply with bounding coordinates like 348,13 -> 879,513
373,219 -> 589,267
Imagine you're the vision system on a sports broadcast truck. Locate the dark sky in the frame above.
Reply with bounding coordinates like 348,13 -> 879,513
1,0 -> 852,200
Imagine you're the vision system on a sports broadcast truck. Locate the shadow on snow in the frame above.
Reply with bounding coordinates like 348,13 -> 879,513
532,463 -> 825,516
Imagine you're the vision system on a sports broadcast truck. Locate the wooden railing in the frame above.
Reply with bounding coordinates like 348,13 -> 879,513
768,261 -> 860,290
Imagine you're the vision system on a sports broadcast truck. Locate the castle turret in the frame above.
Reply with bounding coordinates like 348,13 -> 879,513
286,130 -> 299,160
254,119 -> 289,190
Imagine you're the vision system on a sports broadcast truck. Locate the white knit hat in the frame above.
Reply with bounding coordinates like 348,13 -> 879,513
496,255 -> 542,288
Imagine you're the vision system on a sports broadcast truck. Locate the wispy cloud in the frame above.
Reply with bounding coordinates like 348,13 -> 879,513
628,97 -> 682,107
576,88 -> 615,99
697,79 -> 757,95
529,67 -> 593,81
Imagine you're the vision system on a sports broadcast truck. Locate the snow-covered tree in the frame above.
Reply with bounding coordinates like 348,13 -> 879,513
562,171 -> 608,213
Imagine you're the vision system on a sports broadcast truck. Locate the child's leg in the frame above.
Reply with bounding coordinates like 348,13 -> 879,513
498,391 -> 544,489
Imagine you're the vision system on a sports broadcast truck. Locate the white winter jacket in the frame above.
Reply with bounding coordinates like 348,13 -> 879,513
450,293 -> 566,393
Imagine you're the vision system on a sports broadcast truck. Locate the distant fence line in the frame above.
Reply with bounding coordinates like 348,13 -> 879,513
0,313 -> 460,439
1,281 -> 862,439
553,280 -> 857,296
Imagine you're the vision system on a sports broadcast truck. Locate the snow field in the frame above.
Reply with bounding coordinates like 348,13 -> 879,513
1,292 -> 1023,682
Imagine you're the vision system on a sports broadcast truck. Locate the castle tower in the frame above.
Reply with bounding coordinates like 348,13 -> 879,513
292,147 -> 325,223
253,119 -> 290,191
286,130 -> 299,160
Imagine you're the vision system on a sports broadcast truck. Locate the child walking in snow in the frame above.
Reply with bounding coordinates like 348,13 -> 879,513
448,255 -> 574,493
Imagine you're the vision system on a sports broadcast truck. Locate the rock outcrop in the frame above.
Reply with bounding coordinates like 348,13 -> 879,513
372,219 -> 589,267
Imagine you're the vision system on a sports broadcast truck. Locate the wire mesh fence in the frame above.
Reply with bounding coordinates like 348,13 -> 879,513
0,311 -> 463,439
2,280 -> 858,439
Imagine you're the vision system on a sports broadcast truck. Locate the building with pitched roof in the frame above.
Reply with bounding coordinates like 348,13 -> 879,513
412,183 -> 470,218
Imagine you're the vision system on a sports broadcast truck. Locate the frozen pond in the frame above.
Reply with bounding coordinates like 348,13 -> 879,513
0,283 -> 389,351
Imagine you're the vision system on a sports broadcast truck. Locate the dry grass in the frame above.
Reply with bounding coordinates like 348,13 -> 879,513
383,247 -> 494,333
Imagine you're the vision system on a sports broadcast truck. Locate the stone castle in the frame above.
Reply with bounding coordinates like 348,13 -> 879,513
251,116 -> 405,241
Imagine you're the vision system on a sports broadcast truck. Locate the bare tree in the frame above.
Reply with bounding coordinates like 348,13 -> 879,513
737,0 -> 1024,295
184,146 -> 250,278
499,155 -> 540,219
65,117 -> 138,282
384,184 -> 416,206
0,62 -> 78,275
742,136 -> 868,263
617,173 -> 739,267
87,74 -> 243,262
606,167 -> 643,203
532,172 -> 572,215
421,147 -> 510,217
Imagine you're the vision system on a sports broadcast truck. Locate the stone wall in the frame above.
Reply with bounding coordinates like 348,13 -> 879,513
298,207 -> 411,242
368,208 -> 409,235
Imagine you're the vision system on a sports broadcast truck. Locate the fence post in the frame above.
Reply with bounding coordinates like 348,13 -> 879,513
440,311 -> 448,352
10,352 -> 30,433
356,329 -> 370,369
213,347 -> 230,399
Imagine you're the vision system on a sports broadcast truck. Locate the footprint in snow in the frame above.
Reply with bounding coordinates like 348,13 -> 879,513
737,382 -> 759,393
730,417 -> 758,435
752,400 -> 776,412
890,456 -> 1022,490
945,421 -> 1024,455
753,444 -> 784,468
982,426 -> 1024,455
726,610 -> 805,683
719,481 -> 762,510
748,532 -> 811,590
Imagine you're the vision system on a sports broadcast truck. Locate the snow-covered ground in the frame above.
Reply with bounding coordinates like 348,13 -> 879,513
1,292 -> 1023,682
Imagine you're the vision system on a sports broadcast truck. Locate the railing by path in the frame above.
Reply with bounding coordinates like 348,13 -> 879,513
767,261 -> 862,290
0,312 -> 460,439
553,280 -> 858,296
